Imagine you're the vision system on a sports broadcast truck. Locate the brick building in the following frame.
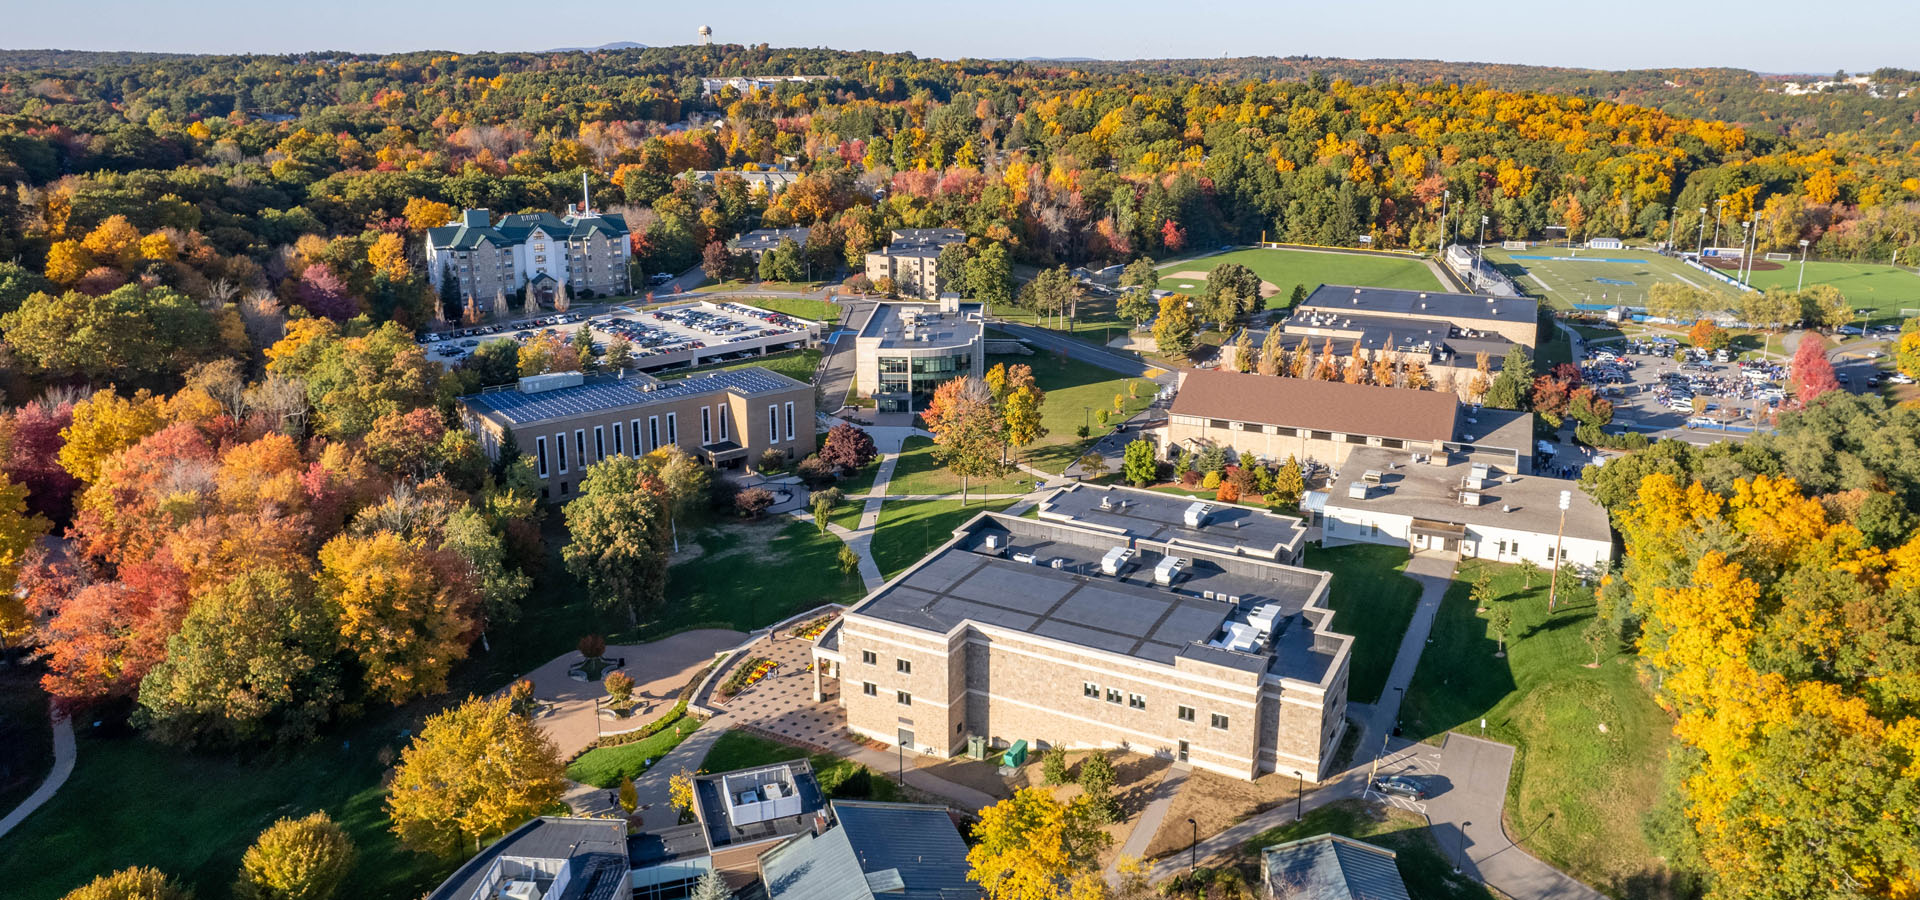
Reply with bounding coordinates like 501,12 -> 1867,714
863,228 -> 965,299
425,188 -> 631,305
812,484 -> 1352,783
456,368 -> 815,501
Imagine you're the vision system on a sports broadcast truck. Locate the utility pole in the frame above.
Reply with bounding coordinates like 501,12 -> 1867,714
1548,490 -> 1570,612
1798,239 -> 1811,291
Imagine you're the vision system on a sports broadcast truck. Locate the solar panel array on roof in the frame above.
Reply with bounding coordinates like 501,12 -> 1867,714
463,368 -> 801,425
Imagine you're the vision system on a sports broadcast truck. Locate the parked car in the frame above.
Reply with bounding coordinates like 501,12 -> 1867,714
1372,777 -> 1427,800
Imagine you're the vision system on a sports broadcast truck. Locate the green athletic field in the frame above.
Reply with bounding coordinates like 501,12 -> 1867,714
1156,247 -> 1442,310
1481,246 -> 1729,311
1742,260 -> 1920,317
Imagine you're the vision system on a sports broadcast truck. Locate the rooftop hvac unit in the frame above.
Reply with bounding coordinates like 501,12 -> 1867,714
1100,546 -> 1135,576
1153,556 -> 1185,586
1248,603 -> 1281,632
1347,481 -> 1370,500
1362,469 -> 1384,485
1466,463 -> 1492,490
1013,552 -> 1037,565
1183,502 -> 1213,528
1049,557 -> 1065,569
502,882 -> 542,900
1461,491 -> 1484,506
982,534 -> 1002,551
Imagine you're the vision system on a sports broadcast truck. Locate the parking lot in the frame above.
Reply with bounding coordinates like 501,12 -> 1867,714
419,300 -> 819,372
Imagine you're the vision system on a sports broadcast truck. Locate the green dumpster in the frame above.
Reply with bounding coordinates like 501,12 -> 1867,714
1001,739 -> 1029,768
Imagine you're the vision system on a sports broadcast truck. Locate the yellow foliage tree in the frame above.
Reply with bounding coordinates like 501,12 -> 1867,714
367,232 -> 410,280
44,240 -> 91,285
59,388 -> 167,484
402,197 -> 456,235
80,215 -> 143,269
0,475 -> 50,654
316,530 -> 477,705
386,694 -> 565,860
966,787 -> 1112,900
234,811 -> 356,900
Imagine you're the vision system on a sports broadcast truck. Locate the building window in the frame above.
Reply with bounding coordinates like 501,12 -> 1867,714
666,412 -> 678,445
612,422 -> 623,456
535,436 -> 549,478
1129,693 -> 1146,710
896,659 -> 912,674
784,402 -> 796,441
718,407 -> 730,442
1084,682 -> 1100,698
1106,688 -> 1122,704
574,430 -> 586,467
897,691 -> 912,706
593,426 -> 605,462
648,416 -> 660,452
1178,705 -> 1195,722
560,481 -> 569,495
1381,438 -> 1405,449
555,433 -> 569,474
1310,430 -> 1333,441
861,650 -> 876,665
701,407 -> 712,443
1345,433 -> 1368,444
1211,713 -> 1230,730
768,405 -> 779,443
862,682 -> 877,696
1210,419 -> 1231,429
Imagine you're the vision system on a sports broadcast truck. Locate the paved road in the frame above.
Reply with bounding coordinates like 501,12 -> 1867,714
0,704 -> 75,840
989,320 -> 1175,383
817,299 -> 875,412
1425,735 -> 1606,900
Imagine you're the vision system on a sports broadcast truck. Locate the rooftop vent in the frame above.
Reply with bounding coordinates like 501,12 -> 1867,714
1362,469 -> 1384,485
982,534 -> 1002,552
1012,551 -> 1037,565
1348,481 -> 1370,500
1183,502 -> 1213,528
516,372 -> 585,394
1153,556 -> 1185,586
1461,491 -> 1484,506
1100,546 -> 1136,576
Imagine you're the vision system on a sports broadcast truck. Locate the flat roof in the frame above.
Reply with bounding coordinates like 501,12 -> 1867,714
730,226 -> 810,251
426,817 -> 629,900
627,823 -> 711,869
1171,370 -> 1459,444
1324,446 -> 1612,543
858,302 -> 983,351
1038,483 -> 1306,561
850,512 -> 1342,684
692,760 -> 829,851
1300,284 -> 1537,327
460,367 -> 805,427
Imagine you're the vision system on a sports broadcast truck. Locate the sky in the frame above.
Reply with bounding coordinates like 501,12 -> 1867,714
5,0 -> 1915,74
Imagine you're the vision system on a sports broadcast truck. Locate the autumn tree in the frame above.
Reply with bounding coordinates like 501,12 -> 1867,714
136,568 -> 340,747
701,241 -> 733,282
58,867 -> 190,900
1257,325 -> 1285,376
1798,284 -> 1853,330
562,455 -> 671,625
1789,334 -> 1838,405
999,365 -> 1048,464
1269,456 -> 1305,510
267,320 -> 439,440
1688,319 -> 1731,352
387,694 -> 565,860
1122,439 -> 1158,487
967,788 -> 1112,900
0,477 -> 50,657
1151,293 -> 1197,359
1,284 -> 219,384
1230,329 -> 1255,372
819,423 -> 878,472
234,811 -> 356,900
317,530 -> 477,705
921,376 -> 1003,503
516,330 -> 583,377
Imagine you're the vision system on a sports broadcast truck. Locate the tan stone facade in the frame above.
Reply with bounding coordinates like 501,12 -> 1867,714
1161,415 -> 1450,471
458,370 -> 814,502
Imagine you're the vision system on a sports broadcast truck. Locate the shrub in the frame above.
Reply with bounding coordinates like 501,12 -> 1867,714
717,657 -> 770,698
1201,470 -> 1222,490
837,544 -> 861,575
735,486 -> 775,518
1078,753 -> 1118,824
795,453 -> 836,487
1041,745 -> 1070,785
618,778 -> 637,812
757,448 -> 787,473
604,671 -> 635,708
579,634 -> 607,659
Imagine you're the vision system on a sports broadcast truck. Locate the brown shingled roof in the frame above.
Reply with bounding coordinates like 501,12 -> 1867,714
1170,370 -> 1459,443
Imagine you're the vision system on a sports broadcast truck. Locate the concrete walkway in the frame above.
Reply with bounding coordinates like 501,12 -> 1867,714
1425,734 -> 1607,900
0,704 -> 75,840
1108,765 -> 1188,880
1354,553 -> 1458,757
518,629 -> 743,760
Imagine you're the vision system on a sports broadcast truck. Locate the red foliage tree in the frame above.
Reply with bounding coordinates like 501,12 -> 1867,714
1790,334 -> 1839,405
295,264 -> 359,321
26,553 -> 190,709
819,423 -> 878,472
0,400 -> 80,524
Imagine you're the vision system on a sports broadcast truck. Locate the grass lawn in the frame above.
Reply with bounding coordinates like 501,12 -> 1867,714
658,347 -> 821,384
654,517 -> 866,638
566,717 -> 702,788
701,731 -> 902,802
990,346 -> 1155,474
988,293 -> 1136,345
884,436 -> 1042,497
872,498 -> 1017,579
1399,559 -> 1673,893
1155,248 -> 1442,309
1302,544 -> 1423,705
1744,260 -> 1920,319
1242,798 -> 1492,900
722,297 -> 844,324
690,279 -> 828,294
0,665 -> 53,820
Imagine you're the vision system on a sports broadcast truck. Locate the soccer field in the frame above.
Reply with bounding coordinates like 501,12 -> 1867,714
1156,247 -> 1442,309
1482,247 -> 1731,311
1742,261 -> 1920,318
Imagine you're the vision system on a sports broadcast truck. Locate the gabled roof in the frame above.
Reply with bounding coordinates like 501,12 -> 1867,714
1170,370 -> 1459,444
427,209 -> 629,251
760,801 -> 979,900
1262,834 -> 1410,900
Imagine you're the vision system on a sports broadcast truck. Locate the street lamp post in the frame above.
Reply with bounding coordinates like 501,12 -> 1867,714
1798,239 -> 1811,291
1293,771 -> 1304,821
1187,818 -> 1198,875
1548,490 -> 1570,612
1442,189 -> 1452,253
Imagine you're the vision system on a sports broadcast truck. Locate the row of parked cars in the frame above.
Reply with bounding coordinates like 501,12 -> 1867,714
419,314 -> 591,359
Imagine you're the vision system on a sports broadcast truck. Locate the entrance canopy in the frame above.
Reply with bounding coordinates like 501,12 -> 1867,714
1409,518 -> 1468,540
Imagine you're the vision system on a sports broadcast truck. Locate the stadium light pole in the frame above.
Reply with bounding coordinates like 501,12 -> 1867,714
1548,490 -> 1570,612
1442,189 -> 1452,252
1713,198 -> 1727,253
1696,206 -> 1708,255
1798,240 -> 1811,291
1665,205 -> 1681,253
1475,215 -> 1489,290
1739,221 -> 1753,286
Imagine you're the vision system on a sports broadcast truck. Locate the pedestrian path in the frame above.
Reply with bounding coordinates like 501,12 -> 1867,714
1108,765 -> 1188,881
0,704 -> 75,840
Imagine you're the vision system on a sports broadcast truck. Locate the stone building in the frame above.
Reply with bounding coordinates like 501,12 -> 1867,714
456,368 -> 815,501
812,484 -> 1352,783
850,297 -> 985,414
864,228 -> 965,299
425,191 -> 631,305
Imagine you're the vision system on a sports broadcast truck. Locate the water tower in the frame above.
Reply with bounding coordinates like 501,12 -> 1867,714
698,25 -> 713,46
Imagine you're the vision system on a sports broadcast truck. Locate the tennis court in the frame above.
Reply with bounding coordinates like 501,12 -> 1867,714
1483,247 -> 1731,311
